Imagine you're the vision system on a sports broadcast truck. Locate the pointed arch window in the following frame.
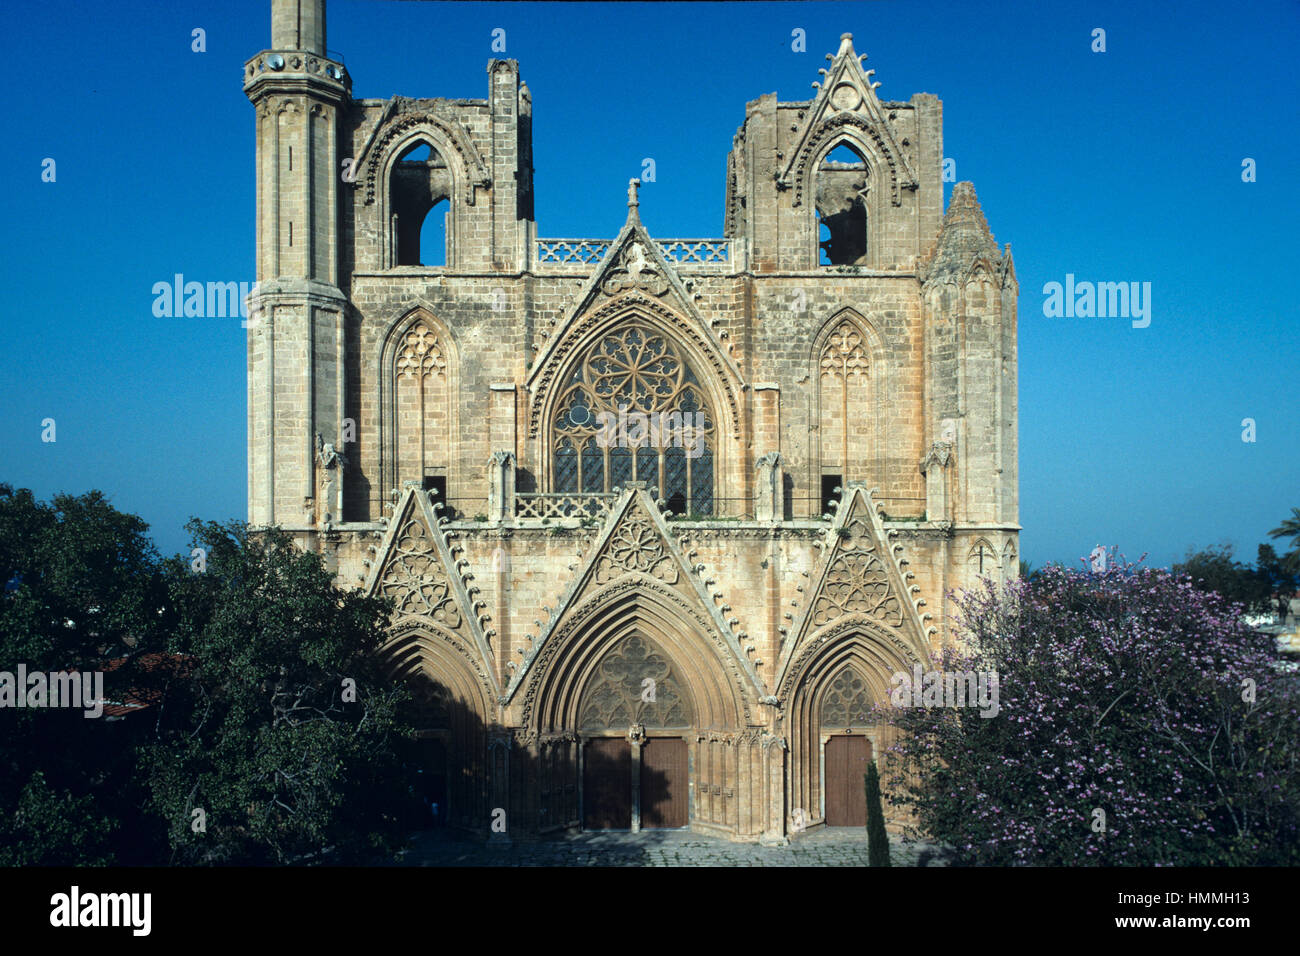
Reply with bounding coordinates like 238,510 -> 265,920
552,323 -> 715,515
818,318 -> 870,484
1001,540 -> 1018,584
816,142 -> 870,266
968,539 -> 1000,580
394,320 -> 450,494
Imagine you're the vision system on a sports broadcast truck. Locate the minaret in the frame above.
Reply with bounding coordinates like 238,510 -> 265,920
243,0 -> 351,532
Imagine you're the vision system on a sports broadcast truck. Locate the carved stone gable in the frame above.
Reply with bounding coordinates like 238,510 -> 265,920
776,34 -> 918,208
594,510 -> 680,585
812,535 -> 903,628
600,239 -> 670,298
773,485 -> 933,696
378,512 -> 463,628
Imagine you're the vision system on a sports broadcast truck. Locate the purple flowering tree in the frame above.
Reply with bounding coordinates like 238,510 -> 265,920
881,550 -> 1300,866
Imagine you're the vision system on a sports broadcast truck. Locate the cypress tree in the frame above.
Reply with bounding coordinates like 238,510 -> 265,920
865,761 -> 891,866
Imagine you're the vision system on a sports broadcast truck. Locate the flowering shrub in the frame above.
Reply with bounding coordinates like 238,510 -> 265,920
881,550 -> 1300,866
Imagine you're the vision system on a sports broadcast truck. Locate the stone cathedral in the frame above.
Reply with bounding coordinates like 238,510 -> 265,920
244,0 -> 1019,843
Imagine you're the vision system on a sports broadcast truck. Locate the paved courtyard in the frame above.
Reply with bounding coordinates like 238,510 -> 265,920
396,827 -> 950,867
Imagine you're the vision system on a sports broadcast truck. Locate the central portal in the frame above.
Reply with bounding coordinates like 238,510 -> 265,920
576,633 -> 694,831
581,735 -> 689,831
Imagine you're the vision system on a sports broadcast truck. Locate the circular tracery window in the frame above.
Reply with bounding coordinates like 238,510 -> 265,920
553,324 -> 714,515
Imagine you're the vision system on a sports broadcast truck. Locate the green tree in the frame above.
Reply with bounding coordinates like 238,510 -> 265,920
143,520 -> 416,865
864,761 -> 891,867
1173,543 -> 1271,613
1254,544 -> 1298,620
1268,507 -> 1300,575
0,772 -> 116,866
0,484 -> 168,865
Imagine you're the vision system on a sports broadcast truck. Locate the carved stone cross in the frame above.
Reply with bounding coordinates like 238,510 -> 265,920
628,177 -> 640,208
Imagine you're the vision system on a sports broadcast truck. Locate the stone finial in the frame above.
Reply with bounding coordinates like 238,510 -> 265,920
626,177 -> 641,225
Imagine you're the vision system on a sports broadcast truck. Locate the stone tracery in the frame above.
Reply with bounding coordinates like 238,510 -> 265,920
379,517 -> 462,628
552,322 -> 714,513
578,634 -> 692,730
820,667 -> 875,727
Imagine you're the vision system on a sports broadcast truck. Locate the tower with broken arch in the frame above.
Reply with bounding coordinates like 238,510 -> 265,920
244,0 -> 1019,842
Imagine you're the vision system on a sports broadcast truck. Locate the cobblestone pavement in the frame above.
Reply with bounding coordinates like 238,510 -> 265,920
397,827 -> 949,867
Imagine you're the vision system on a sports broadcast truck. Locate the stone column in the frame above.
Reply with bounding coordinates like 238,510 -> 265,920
487,733 -> 512,847
919,441 -> 952,523
759,732 -> 789,846
628,724 -> 645,833
755,452 -> 784,522
487,451 -> 516,522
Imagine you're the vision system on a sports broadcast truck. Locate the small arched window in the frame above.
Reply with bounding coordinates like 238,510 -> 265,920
391,141 -> 450,266
968,539 -> 1000,580
816,142 -> 869,266
552,323 -> 715,515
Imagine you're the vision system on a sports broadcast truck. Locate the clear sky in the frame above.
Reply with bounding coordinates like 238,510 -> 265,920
1,0 -> 1296,570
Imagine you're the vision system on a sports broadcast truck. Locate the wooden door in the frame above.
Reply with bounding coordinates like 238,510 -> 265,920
640,738 -> 688,829
583,738 -> 632,829
825,735 -> 872,827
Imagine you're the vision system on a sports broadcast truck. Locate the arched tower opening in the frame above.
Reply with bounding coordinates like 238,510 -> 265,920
816,142 -> 870,266
391,141 -> 451,266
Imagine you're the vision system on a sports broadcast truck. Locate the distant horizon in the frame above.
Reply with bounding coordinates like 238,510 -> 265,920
2,0 -> 1296,571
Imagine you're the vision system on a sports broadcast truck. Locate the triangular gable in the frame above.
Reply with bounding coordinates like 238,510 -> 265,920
773,483 -> 932,687
502,486 -> 766,701
526,207 -> 743,397
776,34 -> 918,208
364,486 -> 500,696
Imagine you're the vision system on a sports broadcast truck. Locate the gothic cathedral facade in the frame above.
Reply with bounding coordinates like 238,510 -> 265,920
244,0 -> 1019,842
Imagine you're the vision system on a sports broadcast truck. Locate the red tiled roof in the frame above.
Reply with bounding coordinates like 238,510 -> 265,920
96,652 -> 195,718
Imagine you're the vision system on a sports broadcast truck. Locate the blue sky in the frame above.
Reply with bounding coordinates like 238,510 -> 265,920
1,0 -> 1296,570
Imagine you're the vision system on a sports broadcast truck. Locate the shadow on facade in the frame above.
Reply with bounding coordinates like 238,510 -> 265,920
395,671 -> 678,848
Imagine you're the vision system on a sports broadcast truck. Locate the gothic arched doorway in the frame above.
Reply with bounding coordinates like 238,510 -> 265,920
820,666 -> 875,826
577,633 -> 693,830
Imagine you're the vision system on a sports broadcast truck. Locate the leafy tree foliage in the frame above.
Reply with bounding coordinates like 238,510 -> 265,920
883,551 -> 1300,866
0,484 -> 167,864
1,486 -> 419,865
1268,507 -> 1300,575
1255,544 -> 1299,620
143,520 -> 415,864
1173,543 -> 1273,613
1174,542 -> 1298,620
